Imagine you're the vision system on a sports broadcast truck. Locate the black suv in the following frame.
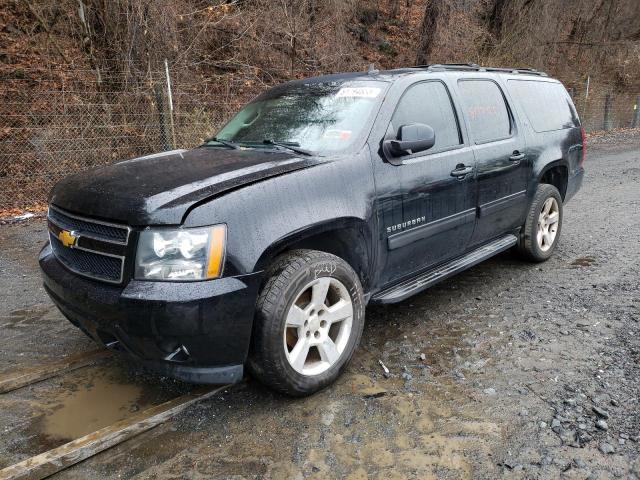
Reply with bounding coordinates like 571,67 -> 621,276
40,64 -> 585,396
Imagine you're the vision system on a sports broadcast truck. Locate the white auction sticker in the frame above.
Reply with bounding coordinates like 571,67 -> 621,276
336,87 -> 381,98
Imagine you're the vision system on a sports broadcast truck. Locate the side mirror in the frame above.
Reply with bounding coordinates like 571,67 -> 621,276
383,123 -> 436,161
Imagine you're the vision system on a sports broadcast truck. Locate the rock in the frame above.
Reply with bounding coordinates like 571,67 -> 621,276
551,418 -> 562,430
610,398 -> 619,407
559,429 -> 579,447
453,370 -> 465,381
599,442 -> 615,454
619,433 -> 629,439
592,406 -> 610,419
401,372 -> 413,381
539,421 -> 547,428
503,460 -> 522,470
595,419 -> 608,431
483,388 -> 496,396
618,438 -> 625,445
565,398 -> 577,407
577,431 -> 592,445
419,353 -> 426,361
541,455 -> 553,466
573,458 -> 587,469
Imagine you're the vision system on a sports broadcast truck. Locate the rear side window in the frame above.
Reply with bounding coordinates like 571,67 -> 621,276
507,80 -> 579,132
390,81 -> 461,152
458,80 -> 511,143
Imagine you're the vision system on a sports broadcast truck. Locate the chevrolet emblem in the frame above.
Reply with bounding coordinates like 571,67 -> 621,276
58,229 -> 78,248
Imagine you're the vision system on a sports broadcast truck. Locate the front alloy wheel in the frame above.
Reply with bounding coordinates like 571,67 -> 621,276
284,277 -> 353,376
248,250 -> 365,396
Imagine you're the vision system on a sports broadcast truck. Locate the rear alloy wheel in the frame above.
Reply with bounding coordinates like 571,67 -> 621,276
248,250 -> 364,396
536,197 -> 560,252
517,183 -> 563,262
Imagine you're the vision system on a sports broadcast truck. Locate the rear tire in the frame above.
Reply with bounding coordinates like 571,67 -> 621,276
247,250 -> 365,396
517,184 -> 563,262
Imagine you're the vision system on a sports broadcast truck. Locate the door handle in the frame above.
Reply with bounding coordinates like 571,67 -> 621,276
450,165 -> 473,178
509,151 -> 526,162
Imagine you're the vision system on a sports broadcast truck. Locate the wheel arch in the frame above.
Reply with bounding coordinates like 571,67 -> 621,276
254,217 -> 373,290
537,160 -> 569,200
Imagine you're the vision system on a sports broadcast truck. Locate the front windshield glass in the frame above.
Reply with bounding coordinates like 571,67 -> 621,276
213,80 -> 388,153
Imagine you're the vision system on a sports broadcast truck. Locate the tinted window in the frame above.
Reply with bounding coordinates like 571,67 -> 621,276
458,80 -> 511,143
507,80 -> 579,132
390,81 -> 461,152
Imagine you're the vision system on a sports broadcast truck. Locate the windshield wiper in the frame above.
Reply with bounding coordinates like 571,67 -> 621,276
262,139 -> 313,156
204,137 -> 241,149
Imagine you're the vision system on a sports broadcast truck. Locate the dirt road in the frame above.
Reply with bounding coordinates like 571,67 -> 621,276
0,136 -> 638,479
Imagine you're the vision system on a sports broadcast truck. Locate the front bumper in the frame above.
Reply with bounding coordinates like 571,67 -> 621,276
39,243 -> 262,384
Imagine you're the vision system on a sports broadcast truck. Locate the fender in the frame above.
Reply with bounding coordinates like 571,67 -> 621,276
183,149 -> 377,278
254,216 -> 373,285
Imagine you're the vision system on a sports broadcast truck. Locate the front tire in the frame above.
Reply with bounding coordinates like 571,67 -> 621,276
247,250 -> 365,396
518,184 -> 563,262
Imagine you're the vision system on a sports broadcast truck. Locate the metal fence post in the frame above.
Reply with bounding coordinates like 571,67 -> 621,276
153,82 -> 171,151
164,59 -> 176,149
632,96 -> 640,128
604,93 -> 613,131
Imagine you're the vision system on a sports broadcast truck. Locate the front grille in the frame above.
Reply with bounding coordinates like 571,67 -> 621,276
48,205 -> 130,284
48,206 -> 129,244
50,234 -> 123,282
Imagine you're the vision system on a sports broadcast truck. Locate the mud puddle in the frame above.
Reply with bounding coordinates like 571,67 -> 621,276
41,369 -> 145,441
0,360 -> 192,466
570,255 -> 597,267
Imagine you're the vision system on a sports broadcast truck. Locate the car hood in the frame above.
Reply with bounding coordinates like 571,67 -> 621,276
49,147 -> 322,225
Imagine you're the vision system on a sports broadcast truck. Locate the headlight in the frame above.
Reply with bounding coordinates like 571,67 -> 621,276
135,225 -> 226,281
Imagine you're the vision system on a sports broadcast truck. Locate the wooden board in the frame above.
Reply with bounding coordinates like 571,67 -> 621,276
0,385 -> 229,480
0,349 -> 111,394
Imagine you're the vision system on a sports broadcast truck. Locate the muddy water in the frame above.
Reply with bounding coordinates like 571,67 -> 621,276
0,360 -> 191,466
41,369 -> 144,440
570,255 -> 597,267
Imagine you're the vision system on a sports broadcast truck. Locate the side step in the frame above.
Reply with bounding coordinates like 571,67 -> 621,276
371,234 -> 517,304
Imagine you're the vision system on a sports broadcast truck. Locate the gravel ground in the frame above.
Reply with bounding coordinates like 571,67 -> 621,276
0,136 -> 639,479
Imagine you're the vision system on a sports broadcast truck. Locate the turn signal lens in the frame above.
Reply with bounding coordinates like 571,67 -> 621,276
206,224 -> 226,279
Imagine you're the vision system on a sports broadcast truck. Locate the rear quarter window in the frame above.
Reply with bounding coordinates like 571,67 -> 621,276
507,80 -> 580,132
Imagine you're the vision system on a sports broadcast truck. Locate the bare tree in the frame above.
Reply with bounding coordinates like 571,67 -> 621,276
416,0 -> 451,65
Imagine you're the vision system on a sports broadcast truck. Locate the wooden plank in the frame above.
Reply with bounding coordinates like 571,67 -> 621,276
0,385 -> 229,480
0,349 -> 111,394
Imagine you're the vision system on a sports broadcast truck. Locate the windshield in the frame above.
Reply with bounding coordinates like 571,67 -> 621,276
213,80 -> 387,153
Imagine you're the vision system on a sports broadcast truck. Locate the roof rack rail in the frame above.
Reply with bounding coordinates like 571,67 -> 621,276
409,63 -> 548,77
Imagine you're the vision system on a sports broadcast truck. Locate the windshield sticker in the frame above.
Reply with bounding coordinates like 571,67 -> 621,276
323,129 -> 353,140
336,87 -> 381,98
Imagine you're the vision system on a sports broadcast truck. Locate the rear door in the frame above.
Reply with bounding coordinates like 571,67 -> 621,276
456,78 -> 529,246
371,79 -> 477,285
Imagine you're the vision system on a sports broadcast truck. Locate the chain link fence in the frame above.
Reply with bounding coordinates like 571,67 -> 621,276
1,66 -> 639,211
